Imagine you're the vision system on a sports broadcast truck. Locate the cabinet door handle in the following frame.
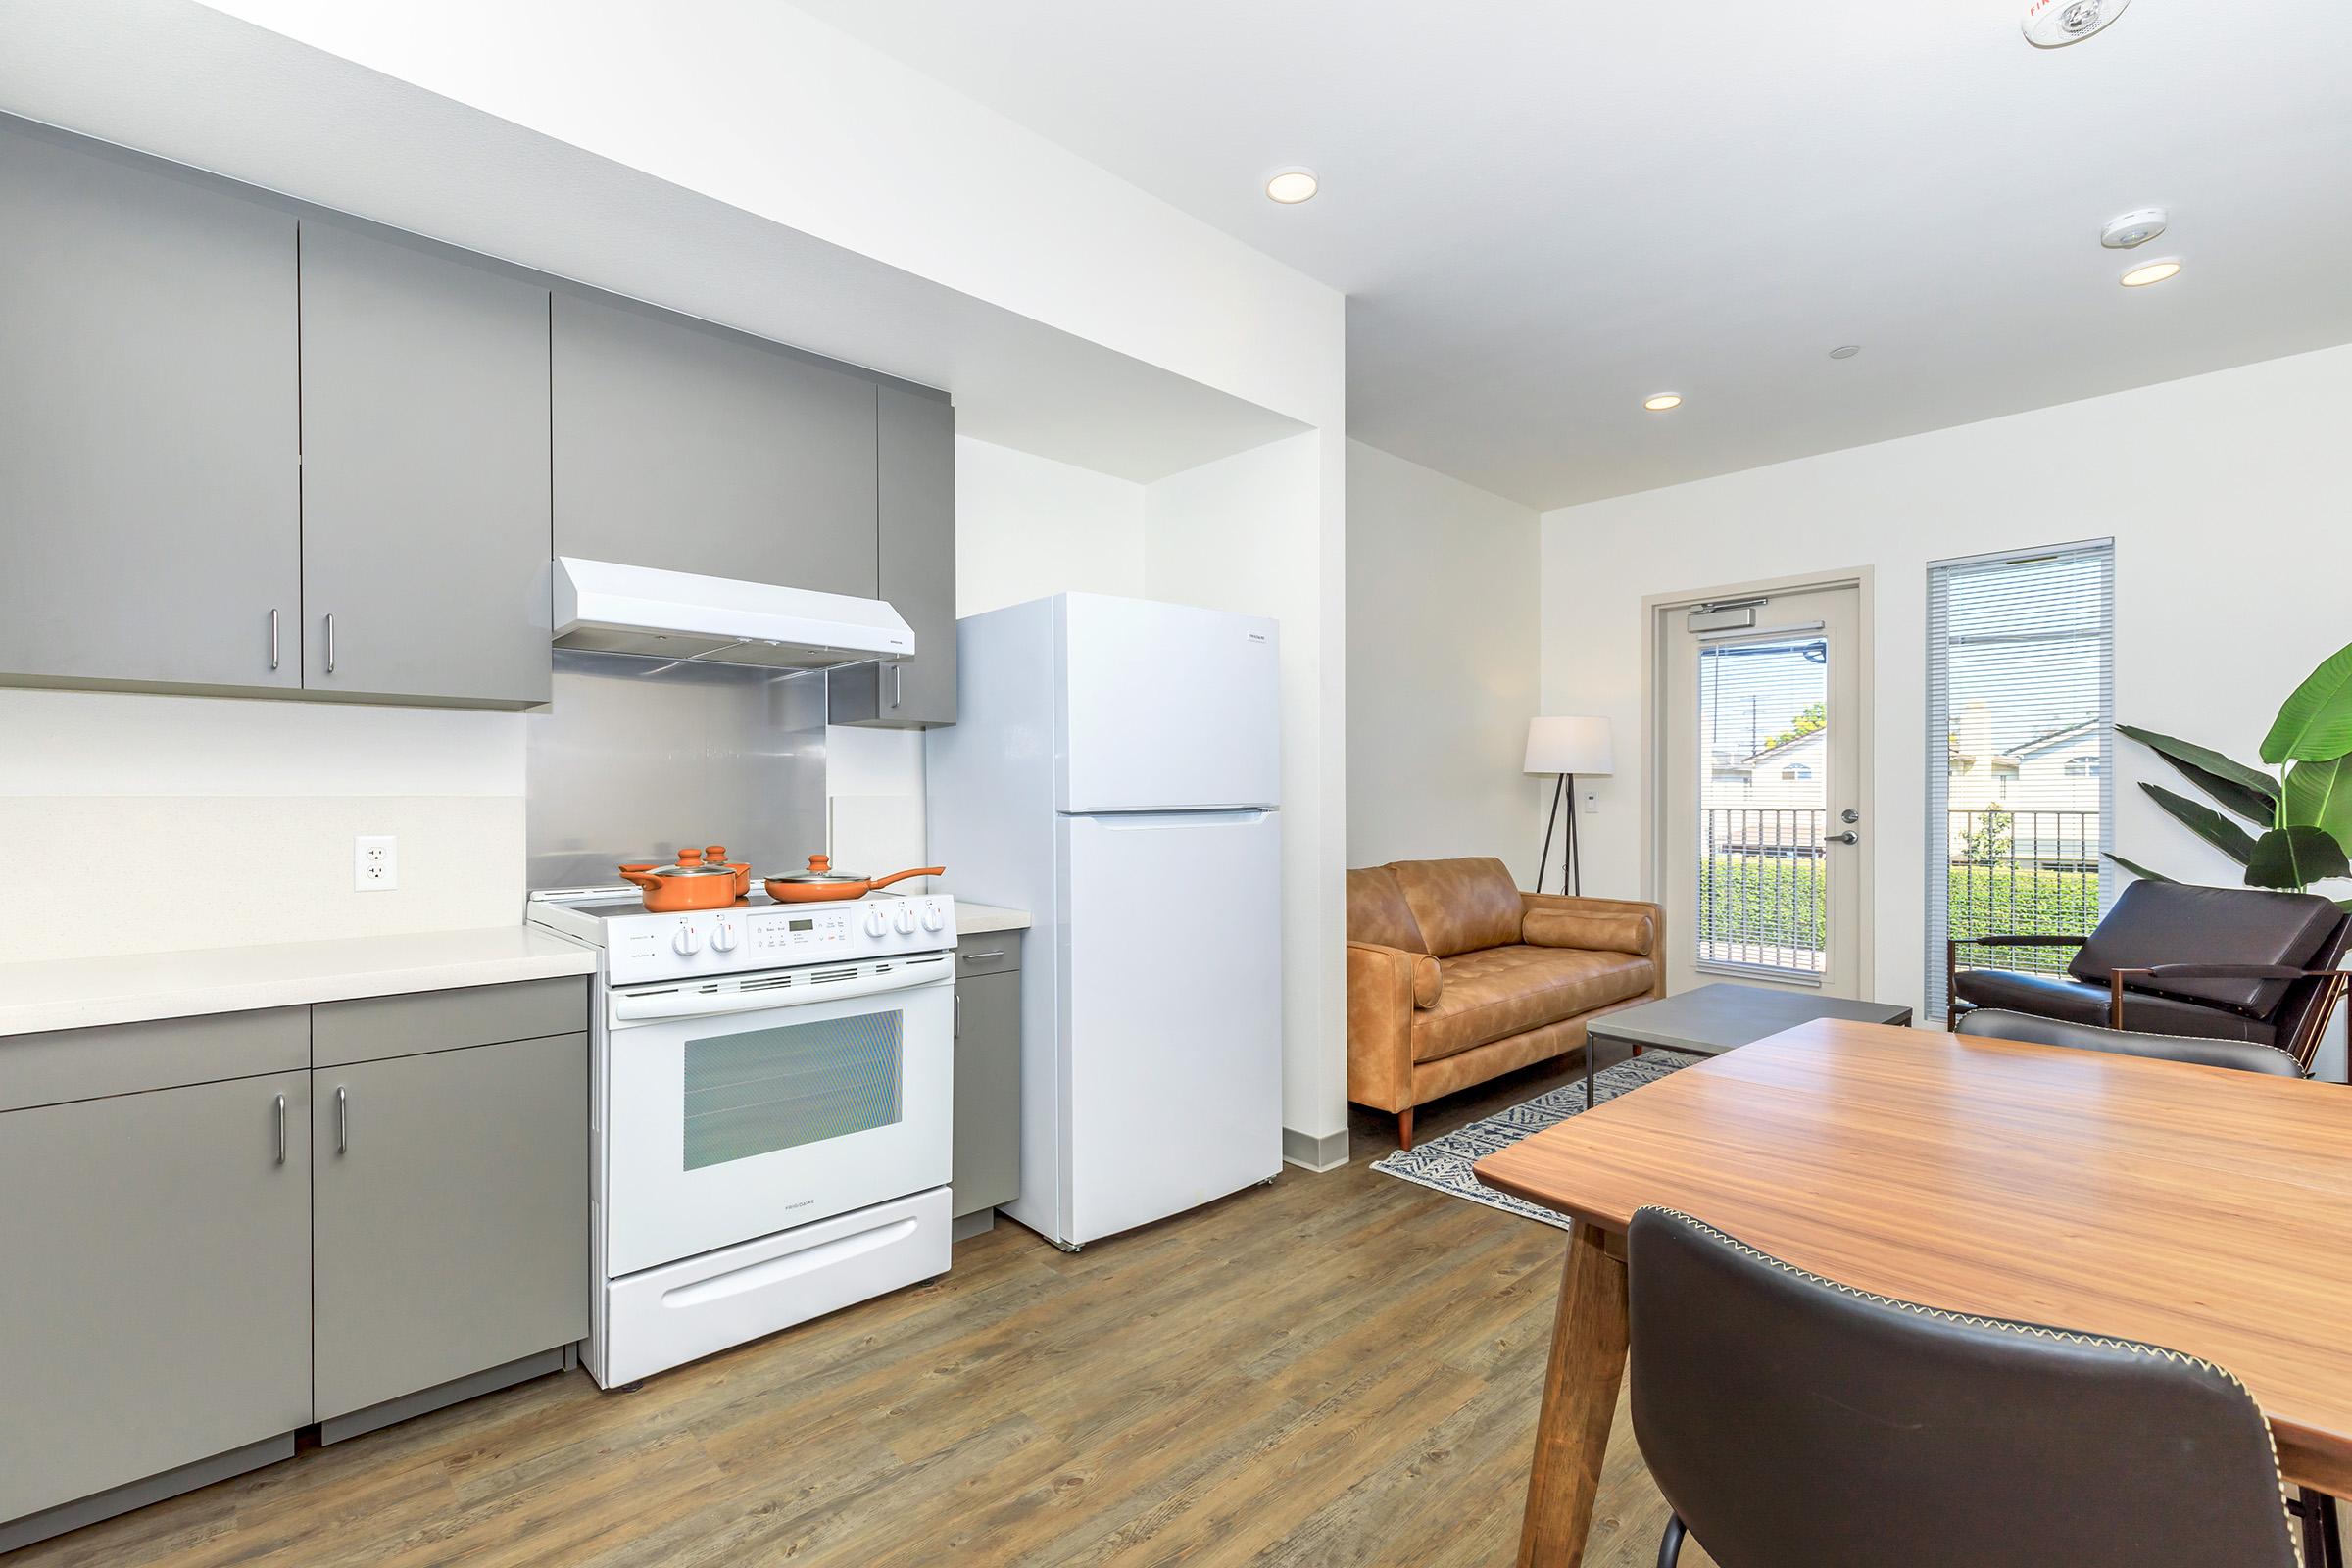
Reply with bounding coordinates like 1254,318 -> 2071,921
272,1092 -> 288,1165
890,664 -> 904,709
955,994 -> 962,1037
324,613 -> 337,675
269,609 -> 281,671
962,950 -> 1005,963
335,1085 -> 349,1154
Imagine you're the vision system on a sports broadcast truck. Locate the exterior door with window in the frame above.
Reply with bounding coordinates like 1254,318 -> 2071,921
1661,584 -> 1865,997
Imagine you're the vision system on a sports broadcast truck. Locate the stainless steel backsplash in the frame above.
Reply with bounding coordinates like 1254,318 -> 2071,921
524,649 -> 828,890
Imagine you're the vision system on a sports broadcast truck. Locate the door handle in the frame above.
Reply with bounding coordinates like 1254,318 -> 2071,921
269,608 -> 281,671
1829,830 -> 1859,846
324,613 -> 337,675
272,1092 -> 288,1165
335,1085 -> 349,1154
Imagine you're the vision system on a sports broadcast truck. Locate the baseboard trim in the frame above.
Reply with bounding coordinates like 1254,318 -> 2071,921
1282,1125 -> 1351,1172
0,1433 -> 294,1554
318,1346 -> 570,1446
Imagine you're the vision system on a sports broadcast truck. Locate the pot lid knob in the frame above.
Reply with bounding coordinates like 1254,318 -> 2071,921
808,854 -> 831,873
676,847 -> 705,865
706,845 -> 728,861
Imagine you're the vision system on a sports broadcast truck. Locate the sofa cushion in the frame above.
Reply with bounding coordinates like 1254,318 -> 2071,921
1524,904 -> 1657,957
1955,967 -> 2278,1045
1412,945 -> 1656,1063
1391,857 -> 1524,958
2067,881 -> 2340,1016
1347,866 -> 1429,954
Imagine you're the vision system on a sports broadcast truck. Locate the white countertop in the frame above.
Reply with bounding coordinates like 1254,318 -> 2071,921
0,926 -> 599,1040
954,902 -> 1032,935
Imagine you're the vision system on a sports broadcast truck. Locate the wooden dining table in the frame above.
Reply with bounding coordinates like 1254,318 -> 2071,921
1473,1016 -> 2352,1567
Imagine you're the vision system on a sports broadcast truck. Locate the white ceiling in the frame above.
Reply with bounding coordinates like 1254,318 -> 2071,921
796,0 -> 2352,508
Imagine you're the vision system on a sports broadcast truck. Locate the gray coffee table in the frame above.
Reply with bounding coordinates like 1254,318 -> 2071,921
1582,982 -> 1914,1107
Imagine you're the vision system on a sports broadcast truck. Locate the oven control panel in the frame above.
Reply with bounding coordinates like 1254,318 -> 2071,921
599,896 -> 957,984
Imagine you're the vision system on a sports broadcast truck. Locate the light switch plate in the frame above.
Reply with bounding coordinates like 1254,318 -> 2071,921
1581,789 -> 1601,814
354,834 -> 399,892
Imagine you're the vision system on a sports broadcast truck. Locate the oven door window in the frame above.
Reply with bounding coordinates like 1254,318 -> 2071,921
681,1007 -> 903,1171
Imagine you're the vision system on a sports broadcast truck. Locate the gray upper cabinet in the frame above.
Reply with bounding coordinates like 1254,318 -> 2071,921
312,1033 -> 589,1423
551,295 -> 879,595
0,128 -> 300,695
831,386 -> 957,728
298,222 -> 554,709
0,1072 -> 312,1524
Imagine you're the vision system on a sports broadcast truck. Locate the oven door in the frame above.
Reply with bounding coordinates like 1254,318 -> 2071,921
603,953 -> 954,1278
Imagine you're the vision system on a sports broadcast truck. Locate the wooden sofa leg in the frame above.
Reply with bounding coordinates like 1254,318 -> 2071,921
1397,1107 -> 1415,1152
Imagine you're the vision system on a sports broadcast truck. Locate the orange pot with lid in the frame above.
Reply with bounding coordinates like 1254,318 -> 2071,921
618,845 -> 752,911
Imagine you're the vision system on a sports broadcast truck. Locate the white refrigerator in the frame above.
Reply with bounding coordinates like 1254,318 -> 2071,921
927,593 -> 1283,1250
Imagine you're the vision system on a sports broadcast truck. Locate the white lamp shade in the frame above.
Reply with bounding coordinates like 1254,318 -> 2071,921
1525,715 -> 1613,776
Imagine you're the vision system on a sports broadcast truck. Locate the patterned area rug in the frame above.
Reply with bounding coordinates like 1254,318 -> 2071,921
1370,1051 -> 1701,1230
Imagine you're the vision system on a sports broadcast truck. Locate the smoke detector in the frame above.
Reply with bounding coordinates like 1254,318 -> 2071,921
2023,0 -> 2131,47
2100,209 -> 2168,249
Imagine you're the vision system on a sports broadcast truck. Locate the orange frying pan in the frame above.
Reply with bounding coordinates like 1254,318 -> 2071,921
762,855 -> 945,904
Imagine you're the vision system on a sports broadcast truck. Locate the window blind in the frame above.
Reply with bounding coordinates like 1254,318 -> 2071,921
1924,540 -> 2115,1022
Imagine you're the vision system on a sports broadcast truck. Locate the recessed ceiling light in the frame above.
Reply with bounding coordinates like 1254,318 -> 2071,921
1264,168 -> 1319,204
2100,208 -> 2167,249
1829,344 -> 1861,360
1643,393 -> 1683,412
2120,259 -> 2182,287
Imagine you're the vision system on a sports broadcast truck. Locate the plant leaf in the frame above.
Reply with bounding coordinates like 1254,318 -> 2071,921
2244,825 -> 2352,890
2103,853 -> 2175,883
2140,782 -> 2257,865
2282,755 -> 2352,845
2114,724 -> 2279,825
2260,640 -> 2352,763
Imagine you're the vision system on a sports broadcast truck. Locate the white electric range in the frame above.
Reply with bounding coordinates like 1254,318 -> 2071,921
528,885 -> 958,1386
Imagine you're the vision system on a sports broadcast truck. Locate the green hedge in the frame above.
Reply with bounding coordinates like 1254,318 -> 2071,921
1699,857 -> 2098,965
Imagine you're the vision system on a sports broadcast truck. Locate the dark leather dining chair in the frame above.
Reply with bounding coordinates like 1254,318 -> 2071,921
1955,1005 -> 2310,1076
1627,1205 -> 2304,1568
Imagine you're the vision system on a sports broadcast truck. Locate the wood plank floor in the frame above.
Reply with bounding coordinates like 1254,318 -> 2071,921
13,1052 -> 1717,1568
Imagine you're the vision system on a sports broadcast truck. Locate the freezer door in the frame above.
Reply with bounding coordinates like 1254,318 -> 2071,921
1057,595 -> 1281,813
1058,808 -> 1283,1245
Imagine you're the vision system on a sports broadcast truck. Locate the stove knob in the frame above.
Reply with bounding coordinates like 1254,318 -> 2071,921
673,924 -> 705,956
863,906 -> 890,938
710,920 -> 738,953
920,904 -> 945,932
893,906 -> 917,935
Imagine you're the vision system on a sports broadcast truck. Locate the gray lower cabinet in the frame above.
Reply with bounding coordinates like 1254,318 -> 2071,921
953,932 -> 1023,1218
831,385 -> 957,729
0,1072 -> 312,1525
552,294 -> 880,595
0,126 -> 300,695
312,1032 -> 589,1421
297,221 -> 554,709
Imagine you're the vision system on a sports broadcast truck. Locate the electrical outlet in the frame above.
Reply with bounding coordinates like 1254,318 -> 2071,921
354,834 -> 399,892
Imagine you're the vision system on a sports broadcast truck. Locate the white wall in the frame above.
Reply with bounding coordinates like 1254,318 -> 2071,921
0,689 -> 523,961
189,0 -> 1341,433
956,436 -> 1147,614
1540,342 -> 2352,1076
1346,441 -> 1546,885
1145,431 -> 1349,1151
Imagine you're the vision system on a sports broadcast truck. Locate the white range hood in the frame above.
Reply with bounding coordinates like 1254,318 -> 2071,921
553,558 -> 914,670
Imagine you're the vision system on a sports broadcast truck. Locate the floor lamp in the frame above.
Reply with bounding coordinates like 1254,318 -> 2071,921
1526,716 -> 1614,897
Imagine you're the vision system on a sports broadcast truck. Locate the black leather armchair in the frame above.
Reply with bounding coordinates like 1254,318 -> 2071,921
1948,881 -> 2350,1076
1628,1205 -> 2305,1568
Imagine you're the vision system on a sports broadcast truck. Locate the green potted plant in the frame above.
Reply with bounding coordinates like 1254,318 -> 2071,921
2117,639 -> 2352,906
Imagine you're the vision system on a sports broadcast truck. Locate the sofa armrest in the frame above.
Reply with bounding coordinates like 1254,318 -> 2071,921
1346,941 -> 1435,1113
1520,893 -> 1662,959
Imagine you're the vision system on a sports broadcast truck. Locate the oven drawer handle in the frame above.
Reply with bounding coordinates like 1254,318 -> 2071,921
609,961 -> 951,1026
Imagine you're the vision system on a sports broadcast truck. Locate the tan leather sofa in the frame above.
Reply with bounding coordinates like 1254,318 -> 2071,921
1348,856 -> 1665,1149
